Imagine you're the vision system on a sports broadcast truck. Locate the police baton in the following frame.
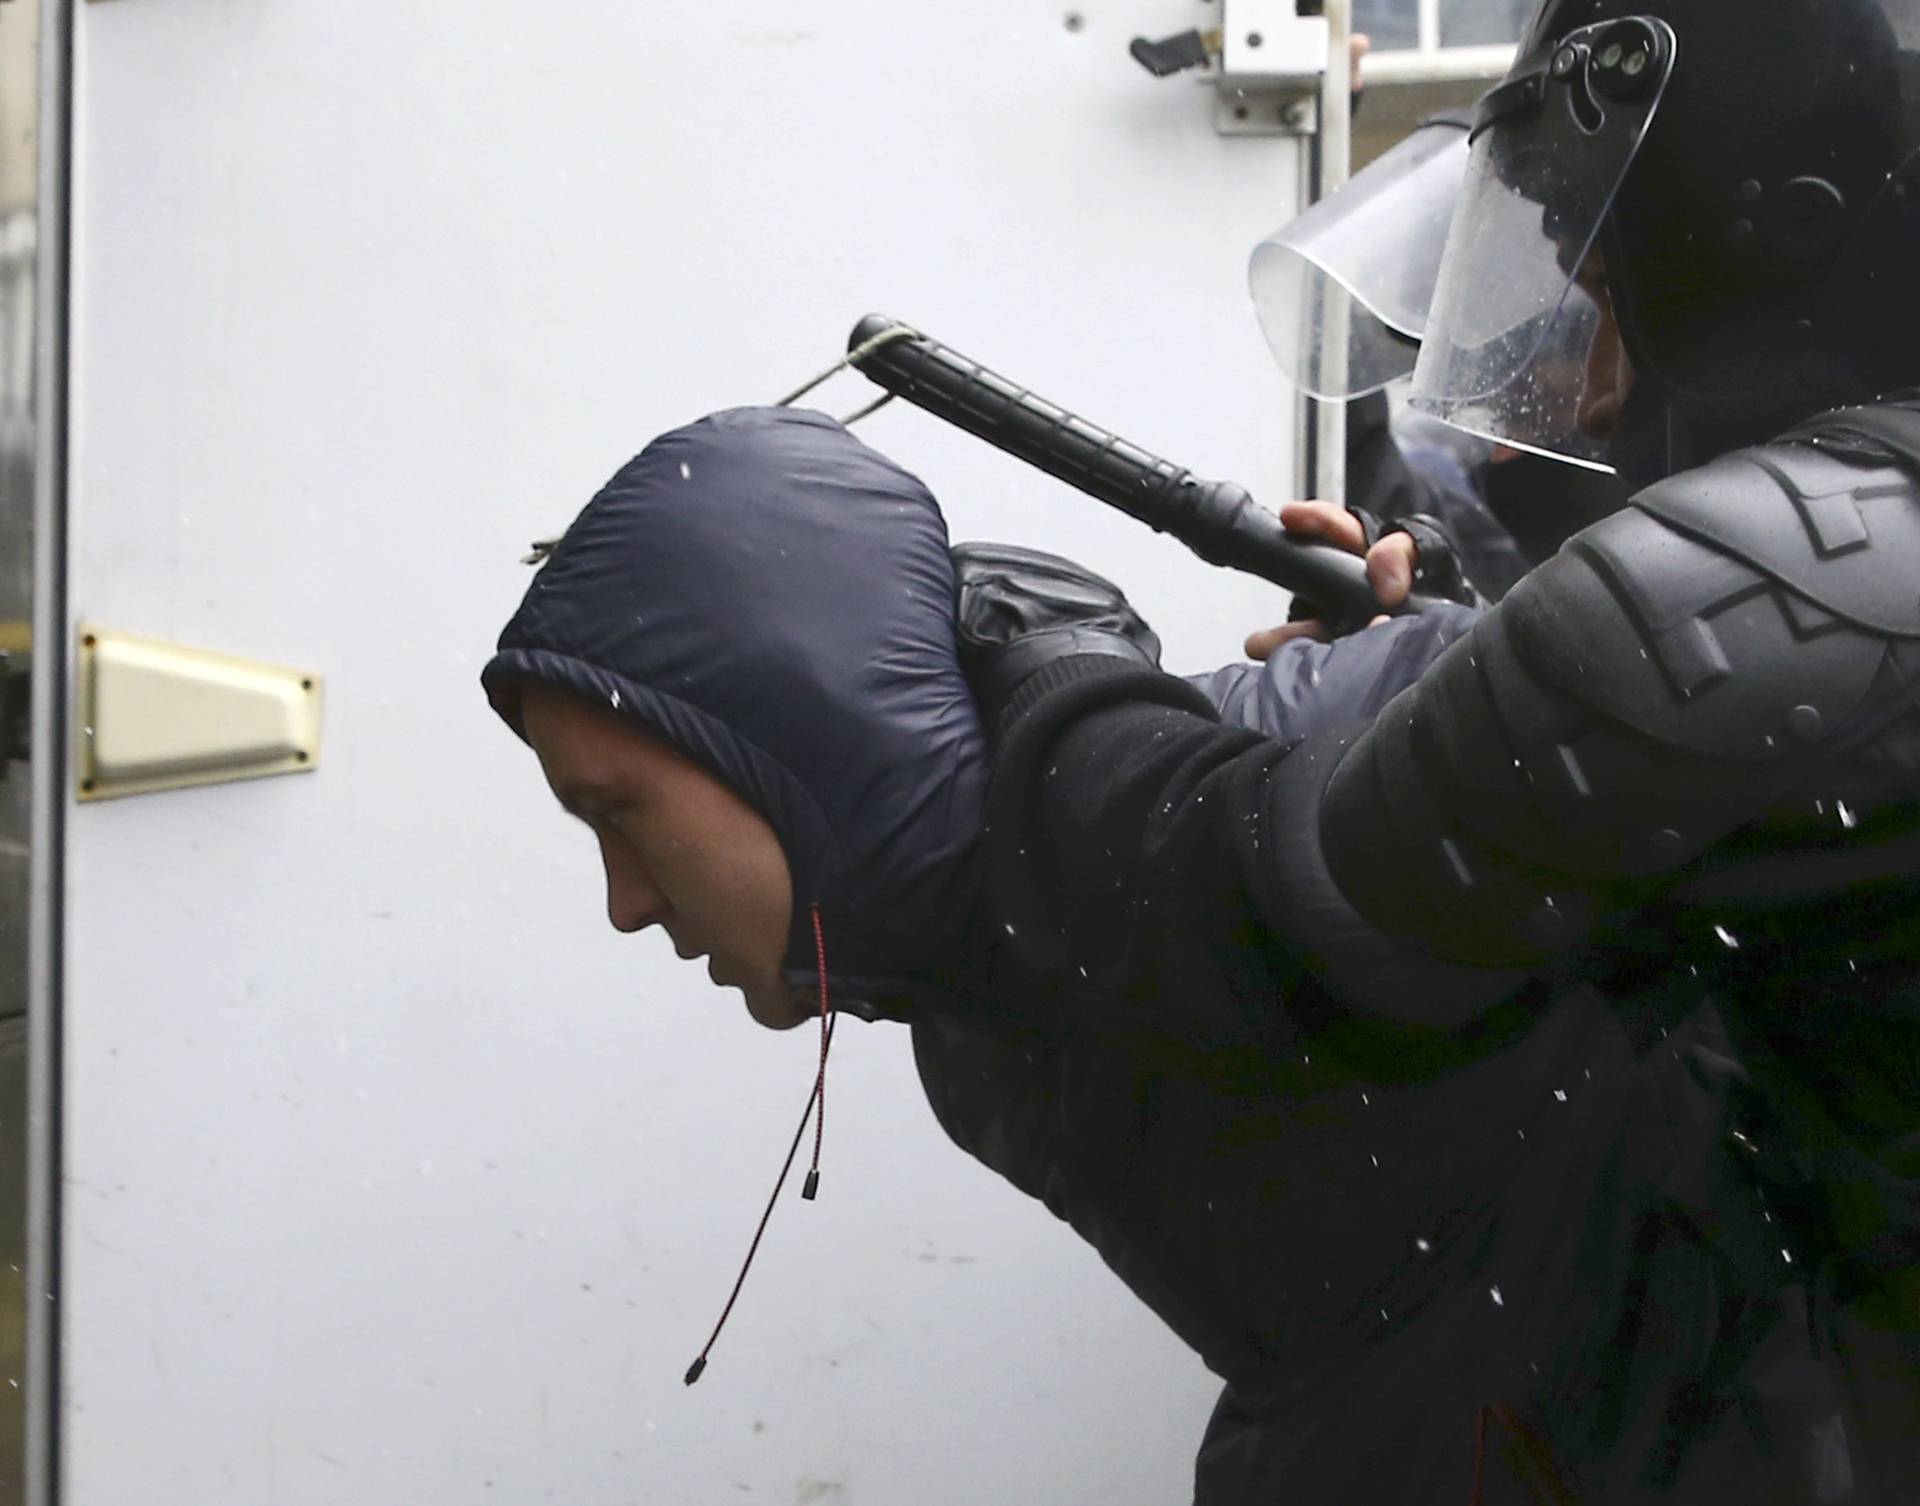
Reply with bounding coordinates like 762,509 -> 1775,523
844,315 -> 1441,627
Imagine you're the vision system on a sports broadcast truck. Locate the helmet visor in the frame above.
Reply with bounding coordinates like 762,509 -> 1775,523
1409,16 -> 1676,468
1250,118 -> 1471,400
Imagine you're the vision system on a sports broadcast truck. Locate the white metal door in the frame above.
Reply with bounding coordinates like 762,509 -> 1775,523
61,4 -> 1309,1502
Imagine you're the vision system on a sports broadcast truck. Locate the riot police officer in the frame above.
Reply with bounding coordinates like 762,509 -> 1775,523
955,0 -> 1920,1494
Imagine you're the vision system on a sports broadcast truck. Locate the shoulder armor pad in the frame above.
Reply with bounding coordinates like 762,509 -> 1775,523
1627,440 -> 1920,636
1502,503 -> 1887,761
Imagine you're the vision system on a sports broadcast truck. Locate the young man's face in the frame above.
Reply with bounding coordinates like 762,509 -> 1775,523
517,682 -> 808,1030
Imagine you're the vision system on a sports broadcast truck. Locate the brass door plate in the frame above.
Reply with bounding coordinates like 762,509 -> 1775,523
75,625 -> 323,801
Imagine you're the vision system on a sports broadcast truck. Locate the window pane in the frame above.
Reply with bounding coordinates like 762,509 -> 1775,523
1439,0 -> 1535,47
1353,0 -> 1421,52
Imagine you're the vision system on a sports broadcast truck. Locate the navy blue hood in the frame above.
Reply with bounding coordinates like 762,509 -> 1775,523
483,407 -> 988,1014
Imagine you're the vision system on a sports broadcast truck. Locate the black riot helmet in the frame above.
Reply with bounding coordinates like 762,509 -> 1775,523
1409,0 -> 1920,481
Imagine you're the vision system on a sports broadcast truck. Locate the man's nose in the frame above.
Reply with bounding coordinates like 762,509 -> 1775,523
601,846 -> 670,934
607,877 -> 670,933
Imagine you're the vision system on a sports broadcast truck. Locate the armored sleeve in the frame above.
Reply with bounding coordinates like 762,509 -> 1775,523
1313,439 -> 1920,974
982,432 -> 1920,1030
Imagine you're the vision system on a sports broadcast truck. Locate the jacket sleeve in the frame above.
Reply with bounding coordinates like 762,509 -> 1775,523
1184,601 -> 1480,739
983,458 -> 1916,1031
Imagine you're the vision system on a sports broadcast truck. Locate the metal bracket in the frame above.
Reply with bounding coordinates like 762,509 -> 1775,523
0,621 -> 28,773
1215,82 -> 1319,137
0,642 -> 27,772
1215,0 -> 1330,135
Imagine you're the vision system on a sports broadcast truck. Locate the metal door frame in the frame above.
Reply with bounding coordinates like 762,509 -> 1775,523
1296,0 -> 1354,508
24,3 -> 72,1502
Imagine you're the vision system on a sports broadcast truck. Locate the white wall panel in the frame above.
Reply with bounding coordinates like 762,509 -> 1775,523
63,4 -> 1305,1502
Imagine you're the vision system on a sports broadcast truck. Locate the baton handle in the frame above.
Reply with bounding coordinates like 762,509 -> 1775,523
847,314 -> 1440,624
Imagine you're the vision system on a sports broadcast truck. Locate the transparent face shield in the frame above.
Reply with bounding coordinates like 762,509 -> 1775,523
1408,17 -> 1677,469
1249,118 -> 1470,400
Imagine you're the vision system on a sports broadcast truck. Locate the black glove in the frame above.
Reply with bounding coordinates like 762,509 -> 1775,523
951,542 -> 1162,725
1383,513 -> 1489,611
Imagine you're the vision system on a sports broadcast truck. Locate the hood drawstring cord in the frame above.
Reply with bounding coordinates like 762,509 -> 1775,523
803,903 -> 830,1200
683,903 -> 836,1386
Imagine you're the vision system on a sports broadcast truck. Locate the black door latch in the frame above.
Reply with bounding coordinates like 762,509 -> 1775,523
1130,28 -> 1222,77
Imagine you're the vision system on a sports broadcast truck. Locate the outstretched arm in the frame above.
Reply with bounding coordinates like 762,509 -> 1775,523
968,457 -> 1908,1032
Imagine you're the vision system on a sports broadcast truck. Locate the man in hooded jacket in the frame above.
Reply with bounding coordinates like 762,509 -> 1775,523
480,406 -> 1580,1499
